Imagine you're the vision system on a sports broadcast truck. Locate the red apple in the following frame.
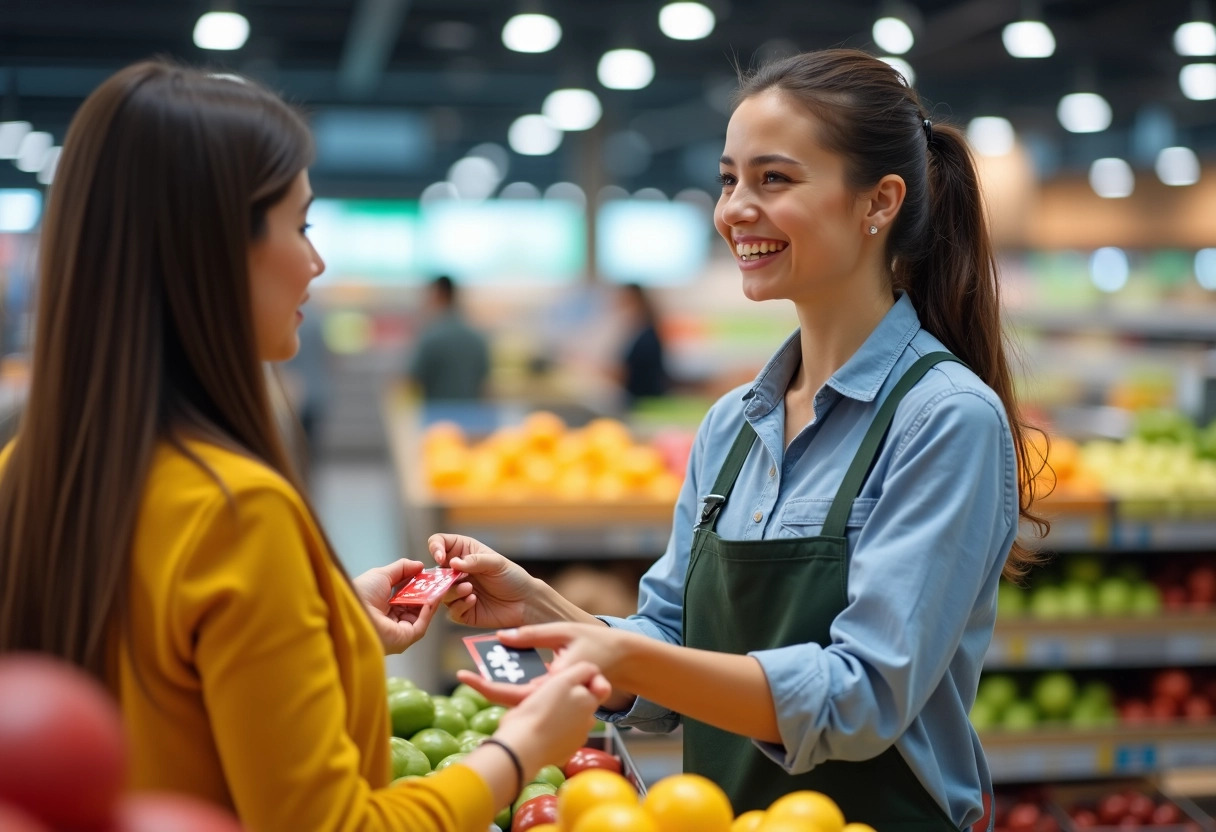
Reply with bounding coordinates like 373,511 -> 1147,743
510,794 -> 558,832
1183,695 -> 1213,722
1154,670 -> 1193,704
1163,586 -> 1189,611
1098,794 -> 1130,825
1151,696 -> 1180,722
1121,699 -> 1151,724
1036,813 -> 1060,832
1126,792 -> 1155,823
1118,815 -> 1140,831
1008,803 -> 1041,832
1072,809 -> 1099,828
1187,566 -> 1216,604
561,747 -> 622,778
1151,803 -> 1183,825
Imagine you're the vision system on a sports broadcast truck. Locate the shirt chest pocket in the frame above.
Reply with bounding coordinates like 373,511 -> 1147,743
777,497 -> 877,538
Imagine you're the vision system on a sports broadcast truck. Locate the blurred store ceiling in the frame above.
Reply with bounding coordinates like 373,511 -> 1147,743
1,0 -> 1213,198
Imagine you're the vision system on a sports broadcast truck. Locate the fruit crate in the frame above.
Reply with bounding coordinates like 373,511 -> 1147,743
1045,781 -> 1216,832
587,723 -> 649,797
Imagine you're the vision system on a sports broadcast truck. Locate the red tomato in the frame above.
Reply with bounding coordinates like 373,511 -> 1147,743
511,794 -> 558,832
0,801 -> 52,832
561,747 -> 622,778
0,654 -> 126,830
110,793 -> 244,832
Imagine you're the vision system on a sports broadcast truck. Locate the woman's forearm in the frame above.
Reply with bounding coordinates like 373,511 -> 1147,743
525,578 -> 608,627
616,637 -> 783,744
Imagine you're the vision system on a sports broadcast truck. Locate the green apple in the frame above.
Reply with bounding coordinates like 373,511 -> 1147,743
409,728 -> 460,769
997,582 -> 1026,618
389,737 -> 432,778
1079,680 -> 1114,709
1029,585 -> 1064,620
1129,582 -> 1162,616
532,764 -> 565,789
1032,671 -> 1077,719
469,705 -> 507,735
451,682 -> 491,711
1059,581 -> 1094,619
386,676 -> 417,695
430,703 -> 469,737
977,675 -> 1019,713
435,752 -> 467,771
969,700 -> 998,732
1064,556 -> 1104,583
1095,577 -> 1133,616
389,688 -> 434,739
1002,700 -> 1039,732
494,805 -> 511,829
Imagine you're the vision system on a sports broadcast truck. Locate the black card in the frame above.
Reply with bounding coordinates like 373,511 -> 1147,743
462,634 -> 549,685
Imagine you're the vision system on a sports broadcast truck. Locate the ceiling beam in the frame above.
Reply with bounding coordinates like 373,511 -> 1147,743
338,0 -> 411,99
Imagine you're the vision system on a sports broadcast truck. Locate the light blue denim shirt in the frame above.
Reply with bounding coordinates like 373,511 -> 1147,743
600,293 -> 1017,829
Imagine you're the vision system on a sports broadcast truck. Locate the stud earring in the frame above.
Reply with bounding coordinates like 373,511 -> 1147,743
868,225 -> 878,235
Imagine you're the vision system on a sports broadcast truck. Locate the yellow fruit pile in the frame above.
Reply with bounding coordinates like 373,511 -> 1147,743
541,770 -> 876,832
422,412 -> 683,502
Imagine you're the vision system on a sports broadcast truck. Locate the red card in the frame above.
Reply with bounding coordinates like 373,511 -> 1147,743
389,567 -> 466,606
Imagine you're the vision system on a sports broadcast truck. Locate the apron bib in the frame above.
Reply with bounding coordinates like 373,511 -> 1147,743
682,351 -> 962,831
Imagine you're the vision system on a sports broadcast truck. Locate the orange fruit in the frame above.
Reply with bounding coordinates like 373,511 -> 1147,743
573,803 -> 660,832
731,810 -> 767,832
557,770 -> 637,832
763,791 -> 844,832
531,826 -> 560,832
842,824 -> 878,832
642,773 -> 733,832
523,410 -> 567,451
757,821 -> 820,832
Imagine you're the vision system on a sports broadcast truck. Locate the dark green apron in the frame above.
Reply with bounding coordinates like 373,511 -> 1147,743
682,351 -> 962,830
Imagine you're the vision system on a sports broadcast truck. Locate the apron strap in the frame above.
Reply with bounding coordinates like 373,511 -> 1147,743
821,351 -> 962,540
697,420 -> 758,531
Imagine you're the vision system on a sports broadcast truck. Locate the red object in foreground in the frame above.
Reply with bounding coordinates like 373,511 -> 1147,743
0,654 -> 127,831
0,801 -> 53,832
109,793 -> 244,832
511,794 -> 558,832
562,747 -> 622,778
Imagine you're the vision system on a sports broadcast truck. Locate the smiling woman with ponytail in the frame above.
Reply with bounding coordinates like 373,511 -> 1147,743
423,48 -> 1051,831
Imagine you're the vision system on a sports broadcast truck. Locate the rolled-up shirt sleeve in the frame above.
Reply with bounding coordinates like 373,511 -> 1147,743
749,389 -> 1015,772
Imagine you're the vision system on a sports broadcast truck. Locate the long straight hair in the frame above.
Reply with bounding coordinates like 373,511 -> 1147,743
0,61 -> 340,678
738,49 -> 1048,579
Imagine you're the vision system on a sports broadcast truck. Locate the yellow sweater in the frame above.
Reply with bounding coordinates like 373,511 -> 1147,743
18,439 -> 493,831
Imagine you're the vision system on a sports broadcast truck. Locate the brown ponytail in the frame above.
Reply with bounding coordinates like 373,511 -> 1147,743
737,49 -> 1048,579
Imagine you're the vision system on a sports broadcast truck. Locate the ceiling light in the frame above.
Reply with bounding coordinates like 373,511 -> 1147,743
1196,248 -> 1216,290
447,156 -> 501,200
873,17 -> 914,55
1180,63 -> 1216,99
633,187 -> 667,200
0,189 -> 41,233
966,116 -> 1015,157
1089,247 -> 1129,292
193,11 -> 250,51
659,2 -> 716,40
1155,146 -> 1200,186
466,142 -> 510,180
1058,92 -> 1112,133
879,56 -> 915,86
501,14 -> 561,53
542,88 -> 603,131
598,49 -> 655,90
499,181 -> 540,199
1088,157 -> 1134,198
420,181 -> 458,206
36,147 -> 61,185
14,131 -> 53,173
544,182 -> 586,207
0,122 -> 32,159
1002,20 -> 1055,58
508,114 -> 562,155
1175,21 -> 1216,56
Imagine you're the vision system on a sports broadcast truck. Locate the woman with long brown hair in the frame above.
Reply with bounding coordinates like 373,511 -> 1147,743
431,48 -> 1050,829
0,61 -> 609,831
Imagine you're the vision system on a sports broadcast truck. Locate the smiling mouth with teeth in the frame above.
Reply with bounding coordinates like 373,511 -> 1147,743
735,241 -> 787,261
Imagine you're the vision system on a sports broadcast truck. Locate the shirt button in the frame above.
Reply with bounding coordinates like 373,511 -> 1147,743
768,466 -> 776,478
753,511 -> 763,522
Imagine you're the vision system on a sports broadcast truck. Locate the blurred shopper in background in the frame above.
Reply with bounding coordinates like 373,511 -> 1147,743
0,61 -> 608,832
612,281 -> 670,408
407,274 -> 491,401
434,48 -> 1051,829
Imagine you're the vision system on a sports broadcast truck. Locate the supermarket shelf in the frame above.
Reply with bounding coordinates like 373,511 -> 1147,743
1010,308 -> 1216,342
1029,499 -> 1216,552
986,612 -> 1216,668
982,723 -> 1216,783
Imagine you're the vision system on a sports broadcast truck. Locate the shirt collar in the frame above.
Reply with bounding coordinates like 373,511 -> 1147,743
742,293 -> 922,416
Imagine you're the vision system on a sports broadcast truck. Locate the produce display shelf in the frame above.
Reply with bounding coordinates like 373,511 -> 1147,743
1009,308 -> 1216,342
1026,500 -> 1216,552
981,723 -> 1216,783
385,391 -> 675,560
986,613 -> 1216,669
